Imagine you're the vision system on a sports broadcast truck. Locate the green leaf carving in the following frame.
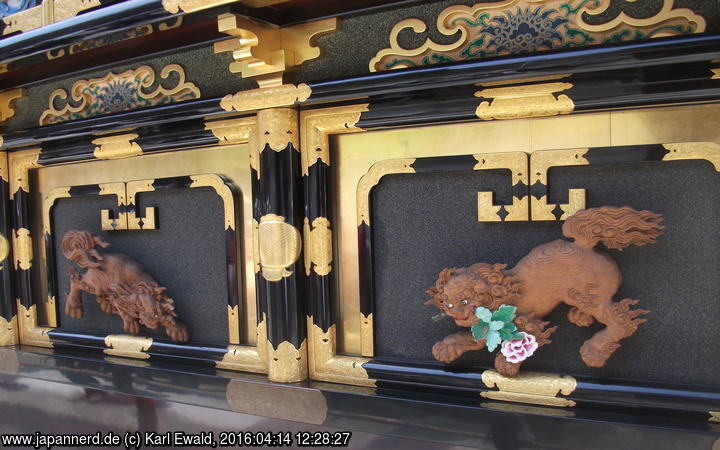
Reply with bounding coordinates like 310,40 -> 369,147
486,330 -> 501,352
491,304 -> 516,323
475,306 -> 492,322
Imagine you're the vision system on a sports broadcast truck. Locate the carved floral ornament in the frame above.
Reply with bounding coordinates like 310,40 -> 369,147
39,64 -> 200,125
369,0 -> 706,71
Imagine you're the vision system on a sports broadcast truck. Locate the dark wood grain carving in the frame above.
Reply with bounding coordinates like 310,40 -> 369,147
426,206 -> 664,377
62,230 -> 189,342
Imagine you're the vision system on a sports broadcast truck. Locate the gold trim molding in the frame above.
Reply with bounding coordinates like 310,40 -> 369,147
257,108 -> 299,152
369,0 -> 706,72
3,0 -> 101,35
40,64 -> 200,125
92,133 -> 143,160
205,116 -> 257,146
189,174 -> 236,230
221,84 -> 311,113
217,314 -> 268,374
481,370 -> 576,407
300,104 -> 368,176
9,149 -> 40,197
268,340 -> 308,383
214,13 -> 337,88
360,313 -> 373,358
663,142 -> 720,171
257,214 -> 302,282
530,148 -> 589,220
303,217 -> 332,276
357,158 -> 416,226
475,82 -> 574,120
0,88 -> 23,123
104,334 -> 152,359
307,320 -> 374,386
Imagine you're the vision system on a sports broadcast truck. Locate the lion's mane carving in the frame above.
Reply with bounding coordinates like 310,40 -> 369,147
62,230 -> 189,342
426,206 -> 663,377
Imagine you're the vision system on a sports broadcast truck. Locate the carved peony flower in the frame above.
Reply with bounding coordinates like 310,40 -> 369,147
500,331 -> 538,363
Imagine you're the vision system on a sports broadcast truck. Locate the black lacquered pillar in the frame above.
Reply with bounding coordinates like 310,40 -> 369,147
255,108 -> 307,383
0,151 -> 16,345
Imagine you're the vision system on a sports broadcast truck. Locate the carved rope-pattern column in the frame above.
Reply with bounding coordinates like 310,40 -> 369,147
0,151 -> 16,345
255,107 -> 307,383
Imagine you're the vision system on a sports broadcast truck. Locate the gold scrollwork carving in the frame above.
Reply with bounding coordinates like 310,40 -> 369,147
530,148 -> 589,221
474,152 -> 529,221
481,370 -> 577,407
268,340 -> 307,383
0,315 -> 18,346
257,214 -> 301,282
369,0 -> 706,72
92,133 -> 143,160
257,108 -> 299,153
17,302 -> 53,348
0,88 -> 24,123
104,334 -> 152,359
40,64 -> 200,125
357,159 -> 416,226
12,228 -> 32,270
300,104 -> 368,176
303,217 -> 332,276
214,13 -> 337,88
221,84 -> 311,113
307,320 -> 374,386
475,82 -> 574,121
189,174 -> 236,231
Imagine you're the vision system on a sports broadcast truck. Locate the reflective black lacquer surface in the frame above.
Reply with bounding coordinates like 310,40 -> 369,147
0,347 -> 717,450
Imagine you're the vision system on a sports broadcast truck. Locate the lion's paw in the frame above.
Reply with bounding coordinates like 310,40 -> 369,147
166,323 -> 189,343
580,340 -> 619,367
432,342 -> 461,363
64,302 -> 83,319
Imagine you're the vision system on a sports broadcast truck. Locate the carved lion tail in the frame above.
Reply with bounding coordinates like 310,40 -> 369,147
562,206 -> 664,251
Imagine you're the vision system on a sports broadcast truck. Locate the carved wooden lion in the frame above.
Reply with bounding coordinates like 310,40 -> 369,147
62,230 -> 189,342
426,206 -> 663,377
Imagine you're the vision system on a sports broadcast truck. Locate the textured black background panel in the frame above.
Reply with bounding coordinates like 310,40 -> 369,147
52,187 -> 230,346
372,159 -> 719,387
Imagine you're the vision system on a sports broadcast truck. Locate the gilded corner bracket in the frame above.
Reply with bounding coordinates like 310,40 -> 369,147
481,370 -> 577,407
268,339 -> 308,383
530,148 -> 589,221
17,302 -> 53,348
300,104 -> 368,176
218,313 -> 267,374
474,152 -> 529,222
357,159 -> 416,226
307,319 -> 374,386
0,314 -> 18,346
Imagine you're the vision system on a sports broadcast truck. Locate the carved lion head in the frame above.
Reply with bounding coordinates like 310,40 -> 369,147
425,263 -> 522,327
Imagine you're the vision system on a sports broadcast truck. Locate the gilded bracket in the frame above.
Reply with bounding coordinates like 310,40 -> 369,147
0,88 -> 24,123
474,152 -> 529,222
710,411 -> 720,423
0,314 -> 18,346
221,84 -> 311,113
357,159 -> 416,226
17,302 -> 53,348
257,214 -> 301,282
218,313 -> 267,373
530,148 -> 589,221
307,319 -> 374,386
303,217 -> 331,276
257,108 -> 299,153
9,149 -> 40,198
481,370 -> 577,407
189,174 -> 236,231
300,104 -> 368,176
214,13 -> 337,88
126,179 -> 157,230
205,116 -> 257,145
104,334 -> 152,359
475,82 -> 574,121
92,133 -> 143,160
267,339 -> 308,383
99,182 -> 129,231
662,142 -> 720,171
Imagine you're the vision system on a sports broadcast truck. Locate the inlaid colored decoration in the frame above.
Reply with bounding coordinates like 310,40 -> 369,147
39,64 -> 200,125
426,206 -> 662,377
370,0 -> 706,71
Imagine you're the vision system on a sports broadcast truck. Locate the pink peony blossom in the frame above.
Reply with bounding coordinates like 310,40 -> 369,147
500,331 -> 538,363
